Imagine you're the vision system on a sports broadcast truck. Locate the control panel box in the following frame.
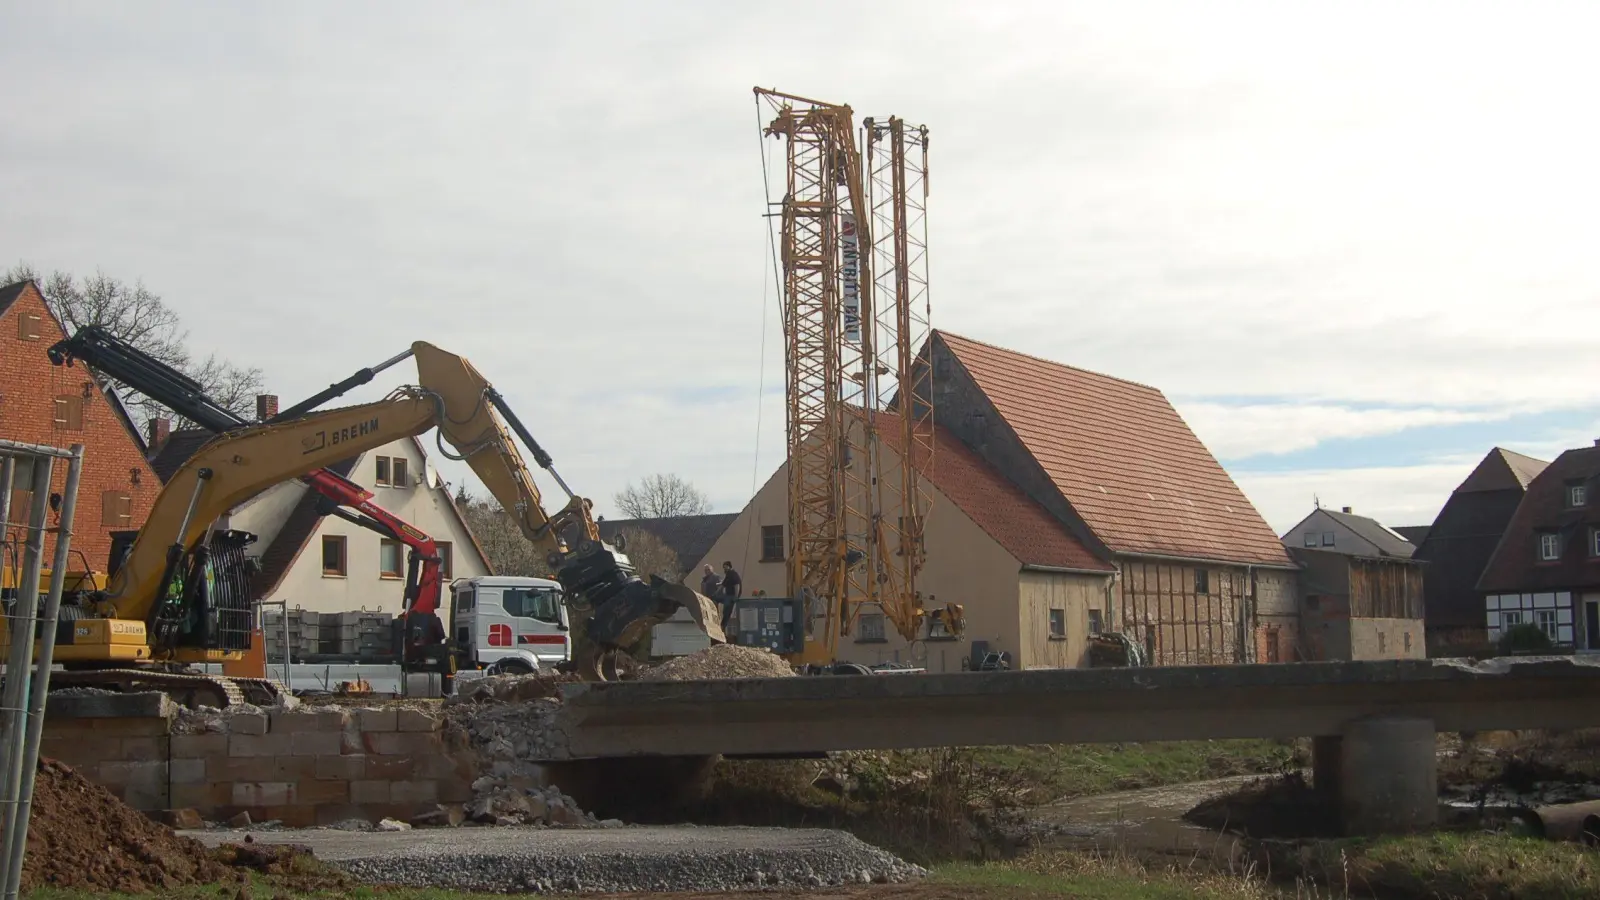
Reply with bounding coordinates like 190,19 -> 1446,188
729,596 -> 804,655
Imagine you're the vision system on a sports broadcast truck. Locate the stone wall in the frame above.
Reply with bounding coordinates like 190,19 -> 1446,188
40,693 -> 475,827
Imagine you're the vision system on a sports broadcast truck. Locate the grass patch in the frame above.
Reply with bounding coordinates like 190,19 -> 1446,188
970,739 -> 1302,805
937,857 -> 1274,899
1269,832 -> 1600,900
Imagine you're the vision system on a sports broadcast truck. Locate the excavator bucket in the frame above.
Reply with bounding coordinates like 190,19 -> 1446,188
654,581 -> 728,646
572,580 -> 728,682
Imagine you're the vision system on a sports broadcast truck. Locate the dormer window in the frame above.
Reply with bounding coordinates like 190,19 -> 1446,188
1567,482 -> 1587,508
1538,532 -> 1561,561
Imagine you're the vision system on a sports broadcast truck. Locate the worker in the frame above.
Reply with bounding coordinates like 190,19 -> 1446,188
719,560 -> 743,629
699,564 -> 722,598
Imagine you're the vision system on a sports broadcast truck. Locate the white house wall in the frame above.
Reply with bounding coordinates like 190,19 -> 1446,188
691,440 -> 1027,673
222,480 -> 310,552
262,439 -> 489,619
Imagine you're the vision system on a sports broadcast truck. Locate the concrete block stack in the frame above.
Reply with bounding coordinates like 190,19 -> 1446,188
261,609 -> 396,659
39,707 -> 173,811
169,705 -> 474,827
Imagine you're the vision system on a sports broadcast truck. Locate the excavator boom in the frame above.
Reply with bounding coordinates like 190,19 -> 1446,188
80,339 -> 722,680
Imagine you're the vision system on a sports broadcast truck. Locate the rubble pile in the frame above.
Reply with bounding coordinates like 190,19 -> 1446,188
640,644 -> 797,681
464,775 -> 605,826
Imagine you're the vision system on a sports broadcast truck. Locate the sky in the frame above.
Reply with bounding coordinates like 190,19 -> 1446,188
3,1 -> 1599,536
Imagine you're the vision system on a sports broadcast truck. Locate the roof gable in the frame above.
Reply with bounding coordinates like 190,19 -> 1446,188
1319,508 -> 1416,558
935,330 -> 1292,568
0,279 -> 157,478
1457,447 -> 1549,494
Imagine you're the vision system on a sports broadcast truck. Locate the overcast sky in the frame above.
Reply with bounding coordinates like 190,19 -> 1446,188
3,1 -> 1598,535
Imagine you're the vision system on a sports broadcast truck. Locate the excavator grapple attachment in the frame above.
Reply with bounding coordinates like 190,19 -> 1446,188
568,575 -> 726,682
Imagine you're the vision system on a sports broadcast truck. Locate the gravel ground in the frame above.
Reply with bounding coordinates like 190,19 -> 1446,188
184,825 -> 925,893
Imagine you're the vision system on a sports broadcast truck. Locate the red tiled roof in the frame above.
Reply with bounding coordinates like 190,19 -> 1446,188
938,331 -> 1293,568
875,410 -> 1112,572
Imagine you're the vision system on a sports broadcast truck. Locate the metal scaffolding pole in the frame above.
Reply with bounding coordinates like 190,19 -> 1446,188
0,441 -> 85,900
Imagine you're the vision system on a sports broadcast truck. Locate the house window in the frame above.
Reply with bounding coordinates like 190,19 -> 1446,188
1501,609 -> 1523,629
1539,532 -> 1561,561
1378,632 -> 1386,654
391,457 -> 409,487
52,395 -> 83,431
1592,528 -> 1600,558
760,525 -> 784,562
1265,626 -> 1281,663
16,312 -> 41,341
1194,569 -> 1210,595
1535,609 -> 1559,642
436,541 -> 453,579
1567,483 -> 1587,508
1048,607 -> 1066,639
1087,609 -> 1104,635
99,491 -> 132,527
1303,532 -> 1317,547
321,535 -> 347,576
857,613 -> 885,642
1321,532 -> 1335,547
379,539 -> 404,579
1404,632 -> 1412,654
375,456 -> 390,485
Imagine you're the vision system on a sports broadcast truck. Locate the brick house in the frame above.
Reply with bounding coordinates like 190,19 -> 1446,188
695,330 -> 1297,670
1476,441 -> 1600,650
1411,447 -> 1548,652
0,280 -> 159,568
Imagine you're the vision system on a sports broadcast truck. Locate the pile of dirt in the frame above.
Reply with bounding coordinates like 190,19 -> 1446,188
22,758 -> 351,895
21,758 -> 238,893
641,644 -> 797,681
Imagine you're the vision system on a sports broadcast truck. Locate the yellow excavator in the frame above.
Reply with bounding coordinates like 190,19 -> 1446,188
7,339 -> 725,706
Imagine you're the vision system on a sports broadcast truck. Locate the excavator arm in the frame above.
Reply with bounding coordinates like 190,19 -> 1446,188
92,341 -> 723,679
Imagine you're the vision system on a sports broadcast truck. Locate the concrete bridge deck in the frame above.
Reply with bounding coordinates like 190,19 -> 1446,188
554,655 -> 1600,758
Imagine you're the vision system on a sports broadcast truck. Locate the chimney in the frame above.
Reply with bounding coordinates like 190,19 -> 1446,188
255,394 -> 279,422
146,417 -> 170,453
1341,506 -> 1353,514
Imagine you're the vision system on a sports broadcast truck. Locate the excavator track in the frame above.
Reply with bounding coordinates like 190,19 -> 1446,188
48,669 -> 292,710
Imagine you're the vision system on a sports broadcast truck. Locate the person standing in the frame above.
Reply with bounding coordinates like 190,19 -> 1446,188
699,564 -> 722,598
719,560 -> 743,630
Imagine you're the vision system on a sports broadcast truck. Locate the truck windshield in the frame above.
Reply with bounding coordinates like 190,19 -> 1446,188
502,587 -> 562,623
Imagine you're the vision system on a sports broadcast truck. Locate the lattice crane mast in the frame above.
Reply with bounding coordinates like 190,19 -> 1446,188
754,87 -> 957,668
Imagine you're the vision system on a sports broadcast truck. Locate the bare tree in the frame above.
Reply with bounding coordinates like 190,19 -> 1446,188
616,526 -> 682,582
453,488 -> 552,578
4,263 -> 266,428
614,473 -> 711,519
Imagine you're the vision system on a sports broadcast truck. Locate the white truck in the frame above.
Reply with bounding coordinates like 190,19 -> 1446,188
217,575 -> 573,696
448,574 -> 572,674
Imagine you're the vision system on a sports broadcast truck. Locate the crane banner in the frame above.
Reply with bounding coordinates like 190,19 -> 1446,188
840,212 -> 862,344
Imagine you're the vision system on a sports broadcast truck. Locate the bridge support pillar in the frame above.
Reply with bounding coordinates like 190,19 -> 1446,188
1338,715 -> 1437,835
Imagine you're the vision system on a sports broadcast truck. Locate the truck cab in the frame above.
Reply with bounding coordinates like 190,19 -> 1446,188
449,575 -> 571,674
